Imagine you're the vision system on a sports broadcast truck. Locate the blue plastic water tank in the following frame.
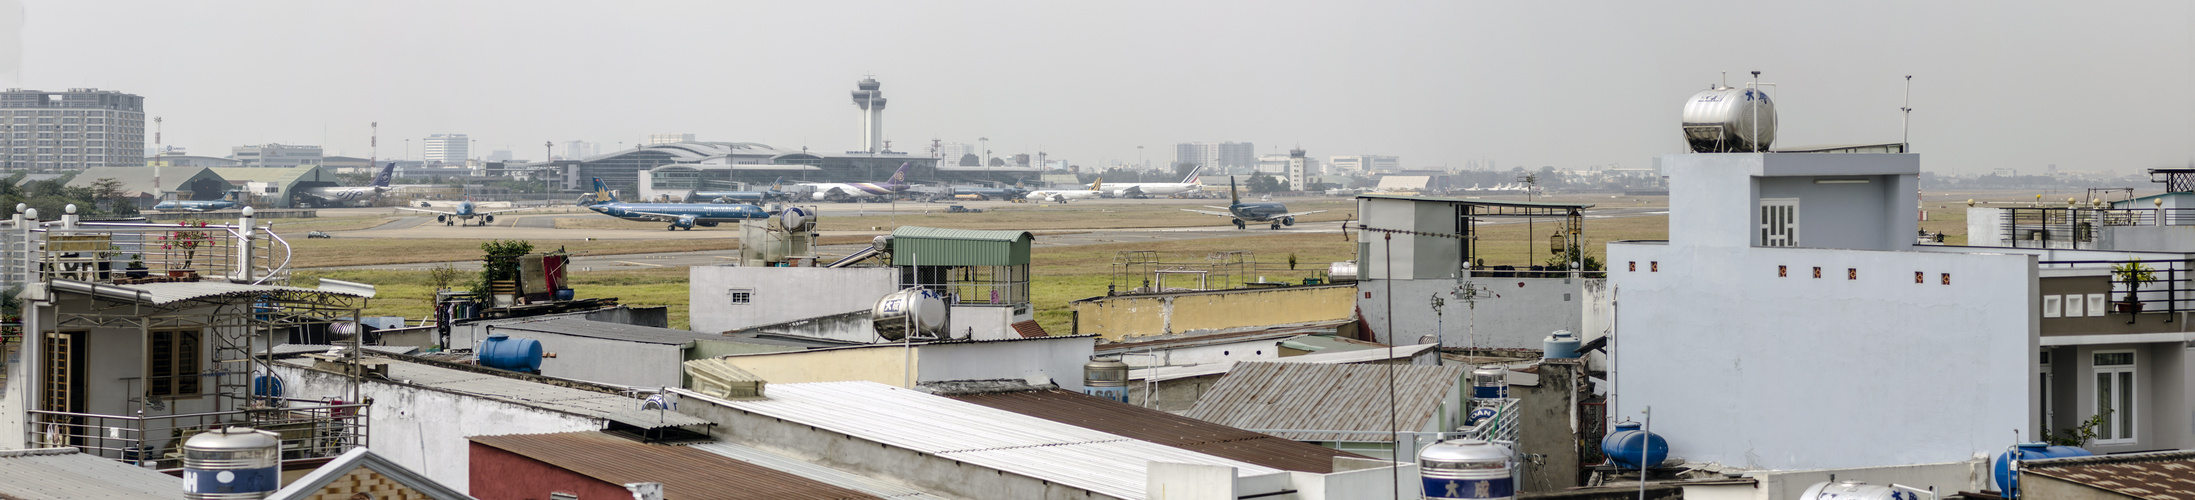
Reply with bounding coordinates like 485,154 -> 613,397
1543,330 -> 1581,359
1993,442 -> 2091,495
252,375 -> 283,399
478,333 -> 544,374
554,289 -> 575,301
1600,422 -> 1669,470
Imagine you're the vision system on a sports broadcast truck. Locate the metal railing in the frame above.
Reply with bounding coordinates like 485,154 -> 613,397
2038,258 -> 2192,316
1459,397 -> 1522,445
0,215 -> 294,287
27,403 -> 368,471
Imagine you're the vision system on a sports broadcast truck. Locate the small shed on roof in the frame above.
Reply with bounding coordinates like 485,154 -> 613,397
890,226 -> 1033,266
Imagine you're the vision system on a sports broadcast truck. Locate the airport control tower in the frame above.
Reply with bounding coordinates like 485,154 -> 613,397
851,77 -> 886,154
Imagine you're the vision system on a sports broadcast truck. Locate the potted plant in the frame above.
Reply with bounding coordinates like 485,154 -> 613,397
2112,259 -> 2156,313
124,254 -> 147,279
157,220 -> 214,278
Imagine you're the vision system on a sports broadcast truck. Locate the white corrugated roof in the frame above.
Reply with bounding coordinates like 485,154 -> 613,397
0,448 -> 185,499
689,441 -> 954,500
673,382 -> 1281,500
1133,342 -> 1439,383
281,358 -> 709,430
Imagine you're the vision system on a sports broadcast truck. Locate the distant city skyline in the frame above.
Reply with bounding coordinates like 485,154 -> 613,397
1,1 -> 2187,175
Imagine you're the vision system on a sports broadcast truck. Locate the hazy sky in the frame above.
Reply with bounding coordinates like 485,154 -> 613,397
4,1 -> 2188,175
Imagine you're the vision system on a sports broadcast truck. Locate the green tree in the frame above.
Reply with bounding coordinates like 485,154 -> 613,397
1245,172 -> 1282,193
469,240 -> 536,301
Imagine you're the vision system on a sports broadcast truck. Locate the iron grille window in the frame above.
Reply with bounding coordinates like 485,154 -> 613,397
147,330 -> 202,397
728,288 -> 753,304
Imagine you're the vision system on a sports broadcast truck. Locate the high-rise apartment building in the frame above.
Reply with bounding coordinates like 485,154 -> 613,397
423,134 -> 469,165
1173,142 -> 1255,171
561,140 -> 596,160
230,144 -> 323,168
0,88 -> 146,170
647,133 -> 695,145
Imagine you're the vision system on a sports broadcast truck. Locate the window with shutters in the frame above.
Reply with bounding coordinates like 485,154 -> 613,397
147,330 -> 202,398
1760,198 -> 1799,247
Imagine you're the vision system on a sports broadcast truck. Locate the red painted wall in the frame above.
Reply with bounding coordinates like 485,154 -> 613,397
469,441 -> 630,500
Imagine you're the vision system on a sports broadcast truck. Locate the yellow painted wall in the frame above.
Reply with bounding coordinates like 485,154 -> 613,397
715,347 -> 917,388
1074,285 -> 1356,341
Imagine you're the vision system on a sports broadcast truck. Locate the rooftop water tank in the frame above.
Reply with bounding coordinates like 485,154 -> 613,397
1419,438 -> 1516,500
183,427 -> 281,500
478,333 -> 544,374
1993,442 -> 2091,495
1600,422 -> 1669,470
873,288 -> 949,341
780,206 -> 816,232
1543,330 -> 1581,359
1797,480 -> 1916,500
1082,358 -> 1131,403
1471,365 -> 1508,400
1328,261 -> 1358,282
1681,85 -> 1777,153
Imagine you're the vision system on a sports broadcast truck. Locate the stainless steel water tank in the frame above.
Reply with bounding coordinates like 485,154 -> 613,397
873,288 -> 949,341
1681,86 -> 1777,152
1797,480 -> 1914,500
182,427 -> 281,500
1420,438 -> 1517,500
1082,358 -> 1131,403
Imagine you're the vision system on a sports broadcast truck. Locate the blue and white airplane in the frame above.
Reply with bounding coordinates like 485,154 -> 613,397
585,178 -> 773,230
297,162 -> 398,207
397,199 -> 529,226
1179,177 -> 1327,230
153,199 -> 238,212
689,177 -> 787,204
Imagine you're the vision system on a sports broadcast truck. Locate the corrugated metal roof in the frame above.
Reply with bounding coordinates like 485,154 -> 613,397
949,389 -> 1370,473
671,381 -> 1282,500
890,226 -> 1031,266
2023,450 -> 2195,499
1184,361 -> 1464,442
208,165 -> 337,187
1134,343 -> 1439,383
485,316 -> 728,346
67,166 -> 222,196
1356,193 -> 1595,209
290,358 -> 709,429
0,448 -> 186,499
470,432 -> 881,500
689,441 -> 953,500
267,343 -> 418,356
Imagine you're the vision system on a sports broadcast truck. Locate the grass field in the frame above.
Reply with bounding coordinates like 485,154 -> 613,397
293,267 -> 694,330
286,238 -> 743,268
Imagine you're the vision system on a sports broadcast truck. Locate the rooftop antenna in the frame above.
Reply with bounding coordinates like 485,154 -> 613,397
1900,75 -> 1914,151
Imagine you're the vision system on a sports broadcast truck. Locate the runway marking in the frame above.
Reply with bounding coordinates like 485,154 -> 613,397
613,260 -> 665,267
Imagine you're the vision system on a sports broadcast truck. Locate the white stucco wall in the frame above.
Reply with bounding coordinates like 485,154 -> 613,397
271,363 -> 603,495
917,336 -> 1095,391
1607,242 -> 2035,470
481,331 -> 686,388
1358,277 -> 1589,349
1115,338 -> 1287,369
1664,153 -> 1917,251
689,266 -> 899,334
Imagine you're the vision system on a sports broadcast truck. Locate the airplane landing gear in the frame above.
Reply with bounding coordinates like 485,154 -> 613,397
1233,218 -> 1246,230
1270,222 -> 1282,230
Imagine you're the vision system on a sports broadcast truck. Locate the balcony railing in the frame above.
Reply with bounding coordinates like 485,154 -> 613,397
0,214 -> 293,287
27,403 -> 367,471
2038,258 -> 2192,316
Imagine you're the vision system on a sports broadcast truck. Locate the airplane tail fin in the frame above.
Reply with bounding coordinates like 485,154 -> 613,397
770,176 -> 785,191
591,178 -> 617,203
885,162 -> 910,187
372,162 -> 396,187
1091,177 -> 1103,193
1229,176 -> 1239,205
1183,166 -> 1202,184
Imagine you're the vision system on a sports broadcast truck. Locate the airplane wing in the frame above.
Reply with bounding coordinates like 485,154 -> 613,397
1203,206 -> 1233,210
478,207 -> 533,215
1275,210 -> 1329,218
394,207 -> 455,216
1179,209 -> 1236,217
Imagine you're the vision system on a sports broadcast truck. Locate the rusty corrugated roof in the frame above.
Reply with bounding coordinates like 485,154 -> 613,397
1010,320 -> 1048,338
469,432 -> 880,500
2023,450 -> 2195,499
1182,361 -> 1465,443
949,389 -> 1370,473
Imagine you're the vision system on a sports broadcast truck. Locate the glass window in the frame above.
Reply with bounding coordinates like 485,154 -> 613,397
2093,350 -> 2135,444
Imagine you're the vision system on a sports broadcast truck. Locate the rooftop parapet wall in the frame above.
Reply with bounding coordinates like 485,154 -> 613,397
1663,153 -> 1918,251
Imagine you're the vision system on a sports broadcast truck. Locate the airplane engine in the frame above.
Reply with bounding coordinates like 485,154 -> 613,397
812,191 -> 831,201
1282,216 -> 1296,226
436,215 -> 448,223
483,215 -> 495,224
698,221 -> 719,227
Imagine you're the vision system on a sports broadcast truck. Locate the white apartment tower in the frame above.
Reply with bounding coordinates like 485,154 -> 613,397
0,88 -> 146,170
1174,142 -> 1255,171
422,133 -> 468,166
851,78 -> 887,154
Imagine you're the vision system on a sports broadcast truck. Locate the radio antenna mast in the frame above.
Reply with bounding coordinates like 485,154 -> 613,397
1900,75 -> 1914,151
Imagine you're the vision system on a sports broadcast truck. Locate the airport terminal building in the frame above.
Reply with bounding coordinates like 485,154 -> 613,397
510,141 -> 1040,194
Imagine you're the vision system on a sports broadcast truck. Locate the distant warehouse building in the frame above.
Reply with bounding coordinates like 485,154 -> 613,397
209,165 -> 340,208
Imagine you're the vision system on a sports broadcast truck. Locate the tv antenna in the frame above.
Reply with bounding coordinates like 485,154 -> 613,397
1901,75 -> 1914,151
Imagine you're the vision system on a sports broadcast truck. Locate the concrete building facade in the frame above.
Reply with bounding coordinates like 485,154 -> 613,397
1175,141 -> 1255,171
422,133 -> 467,165
230,143 -> 322,168
0,88 -> 145,170
1329,155 -> 1400,173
